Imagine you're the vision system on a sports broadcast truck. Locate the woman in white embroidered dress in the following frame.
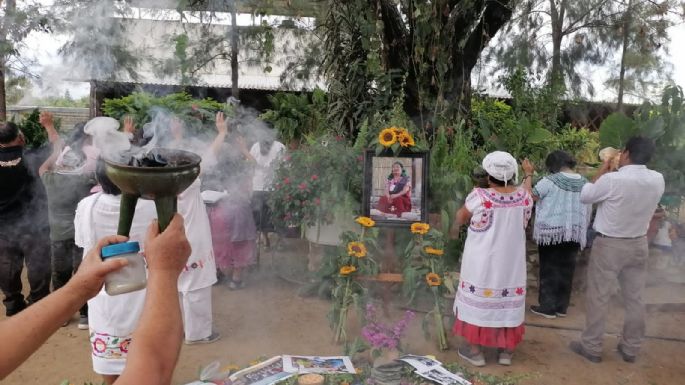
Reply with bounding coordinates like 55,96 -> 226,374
76,159 -> 157,384
450,151 -> 532,367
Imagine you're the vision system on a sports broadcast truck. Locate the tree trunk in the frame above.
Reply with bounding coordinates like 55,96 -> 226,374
617,0 -> 632,112
0,60 -> 6,122
230,0 -> 239,99
0,0 -> 15,121
549,0 -> 565,90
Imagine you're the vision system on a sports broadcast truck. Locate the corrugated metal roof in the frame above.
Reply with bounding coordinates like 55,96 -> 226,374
94,72 -> 324,91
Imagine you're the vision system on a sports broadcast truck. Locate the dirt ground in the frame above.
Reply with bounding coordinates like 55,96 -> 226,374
3,242 -> 685,385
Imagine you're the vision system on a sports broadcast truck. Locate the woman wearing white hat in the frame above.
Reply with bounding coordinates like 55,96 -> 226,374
450,151 -> 533,367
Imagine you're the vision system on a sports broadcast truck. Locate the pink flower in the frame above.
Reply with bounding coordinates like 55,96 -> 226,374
298,182 -> 307,190
335,135 -> 343,141
283,177 -> 290,185
311,174 -> 319,181
314,197 -> 321,205
93,338 -> 107,353
357,155 -> 364,162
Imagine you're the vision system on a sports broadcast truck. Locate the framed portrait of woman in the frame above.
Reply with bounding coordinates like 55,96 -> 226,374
362,149 -> 429,228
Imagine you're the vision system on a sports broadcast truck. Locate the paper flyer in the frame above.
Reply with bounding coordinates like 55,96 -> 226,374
282,355 -> 356,374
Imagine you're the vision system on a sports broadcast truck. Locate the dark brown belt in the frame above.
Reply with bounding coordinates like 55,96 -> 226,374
596,232 -> 646,240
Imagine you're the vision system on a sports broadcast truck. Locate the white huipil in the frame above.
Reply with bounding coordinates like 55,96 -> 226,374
453,187 -> 533,328
76,192 -> 157,375
176,177 -> 217,341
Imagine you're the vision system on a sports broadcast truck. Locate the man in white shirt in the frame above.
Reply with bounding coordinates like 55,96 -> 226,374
248,135 -> 285,245
570,136 -> 664,364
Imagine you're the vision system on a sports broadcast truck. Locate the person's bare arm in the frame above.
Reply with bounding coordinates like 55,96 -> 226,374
521,158 -> 537,201
391,183 -> 411,199
38,111 -> 64,176
0,235 -> 128,380
208,111 -> 229,157
591,158 -> 612,183
449,206 -> 472,238
115,214 -> 191,385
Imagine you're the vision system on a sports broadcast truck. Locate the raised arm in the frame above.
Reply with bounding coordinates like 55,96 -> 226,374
115,214 -> 191,385
38,111 -> 64,176
0,235 -> 128,380
208,111 -> 229,157
521,158 -> 536,200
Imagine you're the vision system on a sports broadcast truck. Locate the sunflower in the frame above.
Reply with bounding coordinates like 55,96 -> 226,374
410,222 -> 430,235
378,128 -> 397,147
424,246 -> 444,256
347,241 -> 367,258
398,132 -> 415,147
426,272 -> 441,286
355,216 -> 375,228
340,265 -> 357,275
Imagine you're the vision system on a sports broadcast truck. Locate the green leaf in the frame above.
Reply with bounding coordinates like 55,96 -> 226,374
599,112 -> 638,148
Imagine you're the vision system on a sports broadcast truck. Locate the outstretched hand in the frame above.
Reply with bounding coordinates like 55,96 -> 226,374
215,111 -> 228,135
123,116 -> 136,135
39,111 -> 54,128
39,111 -> 59,142
522,158 -> 535,175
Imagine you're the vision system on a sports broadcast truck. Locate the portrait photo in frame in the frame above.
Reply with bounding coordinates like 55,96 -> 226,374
362,149 -> 429,227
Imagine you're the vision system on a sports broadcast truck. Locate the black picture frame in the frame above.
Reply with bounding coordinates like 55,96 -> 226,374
361,149 -> 429,228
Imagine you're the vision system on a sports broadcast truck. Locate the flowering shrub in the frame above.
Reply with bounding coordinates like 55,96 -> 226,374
270,133 -> 363,230
361,303 -> 415,354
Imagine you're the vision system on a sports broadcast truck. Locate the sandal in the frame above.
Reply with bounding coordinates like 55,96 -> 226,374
458,346 -> 485,367
497,349 -> 513,366
228,280 -> 245,290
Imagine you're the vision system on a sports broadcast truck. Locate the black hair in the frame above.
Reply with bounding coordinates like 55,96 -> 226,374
65,121 -> 88,162
545,150 -> 577,173
95,157 -> 121,195
0,121 -> 19,144
67,122 -> 87,146
387,161 -> 408,180
624,136 -> 655,165
487,175 -> 515,187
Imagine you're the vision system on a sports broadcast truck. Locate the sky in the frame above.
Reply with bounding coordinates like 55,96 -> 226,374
18,7 -> 685,105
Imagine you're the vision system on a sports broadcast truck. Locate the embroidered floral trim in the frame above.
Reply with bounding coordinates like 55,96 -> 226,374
469,210 -> 493,233
182,255 -> 214,272
0,157 -> 21,167
90,331 -> 132,359
477,188 -> 529,207
459,280 -> 526,298
456,290 -> 526,310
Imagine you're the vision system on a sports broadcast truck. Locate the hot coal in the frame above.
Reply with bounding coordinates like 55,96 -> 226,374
128,152 -> 169,167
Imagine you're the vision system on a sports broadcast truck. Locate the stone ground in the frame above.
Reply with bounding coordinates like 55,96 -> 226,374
2,238 -> 685,385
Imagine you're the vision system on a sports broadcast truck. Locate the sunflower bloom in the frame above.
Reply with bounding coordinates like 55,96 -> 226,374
355,216 -> 375,228
426,272 -> 441,286
424,246 -> 444,256
410,222 -> 430,234
378,128 -> 397,147
340,265 -> 357,276
347,241 -> 367,258
398,132 -> 415,147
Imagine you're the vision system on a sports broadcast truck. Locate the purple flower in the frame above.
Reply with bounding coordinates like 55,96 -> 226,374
361,304 -> 415,349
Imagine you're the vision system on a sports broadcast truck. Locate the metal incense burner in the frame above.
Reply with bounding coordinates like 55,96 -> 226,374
104,148 -> 201,235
